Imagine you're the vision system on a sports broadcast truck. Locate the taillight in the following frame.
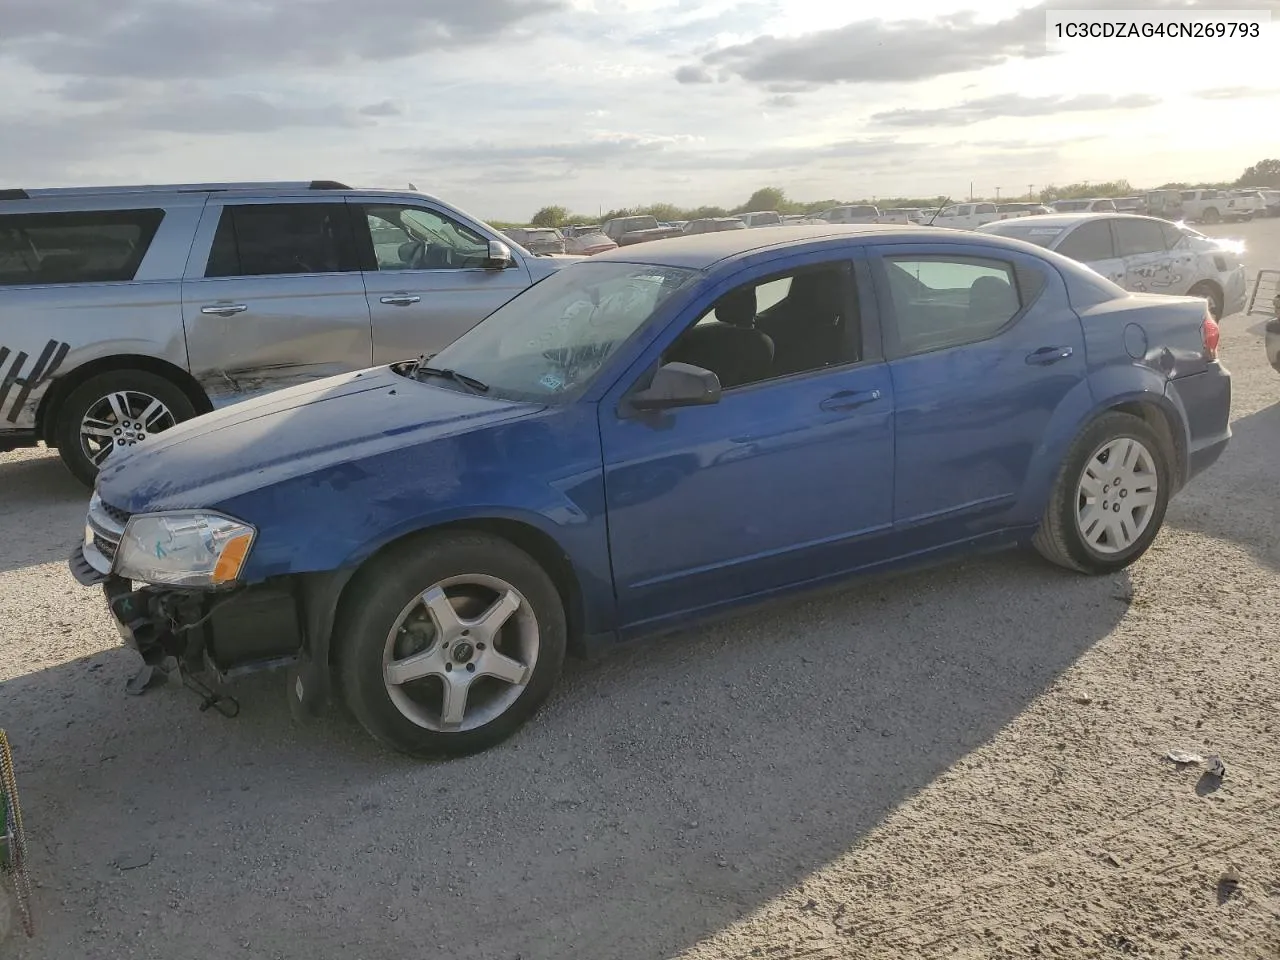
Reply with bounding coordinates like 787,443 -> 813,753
1201,307 -> 1220,360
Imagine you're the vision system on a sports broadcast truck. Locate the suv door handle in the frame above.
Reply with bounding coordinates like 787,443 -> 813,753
380,295 -> 421,306
1026,345 -> 1074,365
200,303 -> 248,316
820,388 -> 882,412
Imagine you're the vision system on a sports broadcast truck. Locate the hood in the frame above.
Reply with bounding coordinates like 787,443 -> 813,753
526,253 -> 585,281
95,366 -> 537,513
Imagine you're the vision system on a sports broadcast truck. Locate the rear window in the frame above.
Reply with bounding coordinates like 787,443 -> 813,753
206,203 -> 359,278
980,222 -> 1065,248
0,209 -> 165,286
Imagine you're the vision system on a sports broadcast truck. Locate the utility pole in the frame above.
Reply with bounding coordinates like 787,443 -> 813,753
995,186 -> 1001,201
969,181 -> 973,201
1028,184 -> 1034,201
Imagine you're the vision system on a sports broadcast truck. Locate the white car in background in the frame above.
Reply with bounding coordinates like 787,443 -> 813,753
1051,197 -> 1118,214
929,201 -> 1000,229
1179,188 -> 1258,224
979,213 -> 1246,319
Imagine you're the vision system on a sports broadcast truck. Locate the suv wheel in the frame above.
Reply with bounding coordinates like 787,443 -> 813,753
54,370 -> 197,487
1032,412 -> 1171,575
337,531 -> 567,758
1201,207 -> 1221,224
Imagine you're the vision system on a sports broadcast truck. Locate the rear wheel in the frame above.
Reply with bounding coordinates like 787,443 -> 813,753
53,370 -> 197,487
1187,281 -> 1224,321
1201,207 -> 1221,224
1032,412 -> 1171,574
337,531 -> 567,758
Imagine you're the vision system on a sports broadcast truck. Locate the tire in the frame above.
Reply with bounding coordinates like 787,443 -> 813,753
1201,207 -> 1221,224
54,369 -> 197,487
336,531 -> 567,758
1032,412 -> 1171,575
1187,281 -> 1224,321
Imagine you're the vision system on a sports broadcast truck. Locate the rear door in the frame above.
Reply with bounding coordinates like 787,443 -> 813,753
869,242 -> 1087,548
352,200 -> 534,364
1113,217 -> 1178,294
181,198 -> 372,408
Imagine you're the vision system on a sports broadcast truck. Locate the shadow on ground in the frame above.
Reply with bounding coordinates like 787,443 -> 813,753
1166,399 -> 1280,572
3,550 -> 1131,960
0,452 -> 86,574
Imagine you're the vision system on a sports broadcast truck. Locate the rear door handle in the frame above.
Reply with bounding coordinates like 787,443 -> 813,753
200,303 -> 248,316
1026,345 -> 1073,365
380,295 -> 421,306
820,388 -> 882,412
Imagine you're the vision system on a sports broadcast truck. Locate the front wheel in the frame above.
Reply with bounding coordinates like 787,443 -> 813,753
54,370 -> 197,487
1032,412 -> 1171,574
337,532 -> 567,758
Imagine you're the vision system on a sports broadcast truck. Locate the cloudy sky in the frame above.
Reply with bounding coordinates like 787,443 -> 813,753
2,0 -> 1278,221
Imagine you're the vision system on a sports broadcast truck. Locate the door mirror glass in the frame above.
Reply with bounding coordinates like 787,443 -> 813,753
486,240 -> 514,269
631,362 -> 722,410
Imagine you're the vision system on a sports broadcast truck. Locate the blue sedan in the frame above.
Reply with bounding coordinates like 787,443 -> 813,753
71,225 -> 1232,757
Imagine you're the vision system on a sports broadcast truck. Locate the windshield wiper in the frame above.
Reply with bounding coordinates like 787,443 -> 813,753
415,363 -> 489,393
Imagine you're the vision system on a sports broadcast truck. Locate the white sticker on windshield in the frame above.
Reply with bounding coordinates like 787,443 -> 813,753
539,372 -> 565,391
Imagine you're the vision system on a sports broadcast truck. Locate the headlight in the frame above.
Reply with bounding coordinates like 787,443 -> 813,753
114,512 -> 256,588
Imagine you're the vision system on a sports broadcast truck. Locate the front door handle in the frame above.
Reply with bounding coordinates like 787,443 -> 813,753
820,388 -> 882,412
1026,345 -> 1074,365
380,295 -> 422,306
200,303 -> 248,316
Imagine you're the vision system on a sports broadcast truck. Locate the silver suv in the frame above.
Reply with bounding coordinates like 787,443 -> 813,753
0,180 -> 575,485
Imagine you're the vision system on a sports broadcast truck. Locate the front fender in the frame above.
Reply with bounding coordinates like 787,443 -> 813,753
1011,365 -> 1184,524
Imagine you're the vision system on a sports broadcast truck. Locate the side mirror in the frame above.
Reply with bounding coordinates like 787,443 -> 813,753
630,362 -> 721,411
485,240 -> 514,269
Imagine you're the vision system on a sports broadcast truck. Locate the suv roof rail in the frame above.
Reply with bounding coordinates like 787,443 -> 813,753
0,180 -> 352,200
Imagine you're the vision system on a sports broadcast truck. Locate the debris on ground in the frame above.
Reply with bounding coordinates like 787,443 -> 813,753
1205,755 -> 1227,779
1165,751 -> 1205,765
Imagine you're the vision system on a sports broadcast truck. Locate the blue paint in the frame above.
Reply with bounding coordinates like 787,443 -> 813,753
94,226 -> 1232,648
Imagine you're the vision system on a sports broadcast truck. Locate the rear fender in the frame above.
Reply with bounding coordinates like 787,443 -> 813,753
1011,367 -> 1184,523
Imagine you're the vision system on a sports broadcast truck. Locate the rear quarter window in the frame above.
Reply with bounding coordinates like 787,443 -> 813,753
0,209 -> 165,286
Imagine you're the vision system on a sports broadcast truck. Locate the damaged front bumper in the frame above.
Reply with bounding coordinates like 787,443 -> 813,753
70,542 -> 305,680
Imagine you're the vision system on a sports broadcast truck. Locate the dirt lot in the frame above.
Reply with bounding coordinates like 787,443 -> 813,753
2,220 -> 1278,959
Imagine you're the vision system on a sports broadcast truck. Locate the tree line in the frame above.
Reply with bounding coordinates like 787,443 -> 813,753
495,158 -> 1280,230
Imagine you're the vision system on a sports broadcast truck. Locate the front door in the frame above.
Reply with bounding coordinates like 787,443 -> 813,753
600,253 -> 895,629
869,243 -> 1087,549
351,200 -> 534,364
181,199 -> 372,407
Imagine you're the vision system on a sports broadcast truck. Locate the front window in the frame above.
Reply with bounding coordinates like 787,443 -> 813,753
422,262 -> 698,402
361,204 -> 490,270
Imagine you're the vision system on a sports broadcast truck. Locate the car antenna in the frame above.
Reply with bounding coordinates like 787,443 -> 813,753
408,182 -> 417,190
927,198 -> 949,226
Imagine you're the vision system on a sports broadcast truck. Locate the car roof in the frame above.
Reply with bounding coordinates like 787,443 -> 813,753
979,212 -> 1168,230
589,223 -> 1001,269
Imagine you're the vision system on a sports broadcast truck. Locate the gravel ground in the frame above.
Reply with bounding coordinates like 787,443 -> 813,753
1,220 -> 1278,959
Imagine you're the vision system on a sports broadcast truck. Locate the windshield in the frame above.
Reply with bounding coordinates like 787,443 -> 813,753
980,221 -> 1066,247
424,262 -> 698,403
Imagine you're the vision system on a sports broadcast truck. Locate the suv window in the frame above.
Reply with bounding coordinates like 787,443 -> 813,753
882,257 -> 1021,356
206,203 -> 358,278
359,204 -> 490,271
975,203 -> 997,214
1055,220 -> 1115,261
0,209 -> 165,286
1113,218 -> 1166,257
